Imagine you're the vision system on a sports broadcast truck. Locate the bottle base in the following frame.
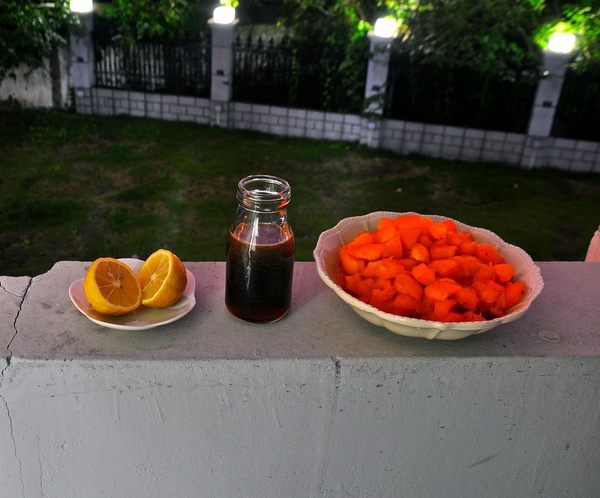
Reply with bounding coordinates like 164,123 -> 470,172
226,306 -> 289,324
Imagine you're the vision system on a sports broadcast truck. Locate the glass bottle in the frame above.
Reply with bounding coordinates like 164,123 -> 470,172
225,175 -> 295,323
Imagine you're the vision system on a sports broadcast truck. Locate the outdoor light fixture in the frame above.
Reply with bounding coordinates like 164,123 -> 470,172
547,32 -> 576,54
70,0 -> 93,13
374,17 -> 397,38
213,6 -> 235,24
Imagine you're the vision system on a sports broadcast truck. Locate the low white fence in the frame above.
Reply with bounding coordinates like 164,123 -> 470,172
74,87 -> 600,173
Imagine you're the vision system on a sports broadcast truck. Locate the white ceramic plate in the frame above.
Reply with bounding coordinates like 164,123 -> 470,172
69,258 -> 196,330
314,212 -> 544,340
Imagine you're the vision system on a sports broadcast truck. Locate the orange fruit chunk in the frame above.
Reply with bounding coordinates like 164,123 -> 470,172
83,258 -> 142,316
138,249 -> 188,308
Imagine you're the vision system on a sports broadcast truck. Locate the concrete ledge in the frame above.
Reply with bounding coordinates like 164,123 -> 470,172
1,262 -> 599,496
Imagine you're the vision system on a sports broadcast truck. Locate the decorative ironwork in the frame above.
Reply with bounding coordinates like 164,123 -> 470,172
94,35 -> 211,98
232,35 -> 368,113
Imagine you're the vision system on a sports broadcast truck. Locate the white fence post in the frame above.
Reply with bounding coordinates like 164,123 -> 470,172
209,16 -> 238,127
527,51 -> 572,137
360,31 -> 394,148
69,12 -> 95,105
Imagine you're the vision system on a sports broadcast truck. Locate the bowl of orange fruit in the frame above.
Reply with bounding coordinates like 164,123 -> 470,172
69,249 -> 195,330
314,212 -> 544,340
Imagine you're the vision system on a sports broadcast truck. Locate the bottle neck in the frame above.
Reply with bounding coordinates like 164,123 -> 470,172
236,175 -> 291,213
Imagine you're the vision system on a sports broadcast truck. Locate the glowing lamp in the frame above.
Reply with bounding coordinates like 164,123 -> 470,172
374,17 -> 397,38
70,0 -> 93,13
547,32 -> 576,54
213,6 -> 235,25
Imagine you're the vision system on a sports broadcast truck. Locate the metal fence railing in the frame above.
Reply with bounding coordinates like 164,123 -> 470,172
232,35 -> 369,114
90,27 -> 599,141
94,36 -> 211,98
552,64 -> 600,141
384,51 -> 539,134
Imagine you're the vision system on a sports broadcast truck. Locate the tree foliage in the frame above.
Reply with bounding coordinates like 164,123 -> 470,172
281,0 -> 600,76
535,1 -> 600,70
0,0 -> 78,80
98,0 -> 199,45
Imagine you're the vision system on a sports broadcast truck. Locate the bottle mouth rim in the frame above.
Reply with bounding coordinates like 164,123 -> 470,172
237,175 -> 291,205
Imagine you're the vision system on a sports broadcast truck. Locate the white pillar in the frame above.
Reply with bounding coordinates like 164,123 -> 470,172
209,20 -> 237,102
527,51 -> 572,137
69,13 -> 95,90
360,33 -> 393,147
364,33 -> 393,115
209,18 -> 238,127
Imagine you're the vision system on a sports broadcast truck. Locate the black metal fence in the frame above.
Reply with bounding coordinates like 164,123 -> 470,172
94,35 -> 211,98
552,63 -> 600,142
384,52 -> 539,134
232,35 -> 369,114
90,25 -> 599,141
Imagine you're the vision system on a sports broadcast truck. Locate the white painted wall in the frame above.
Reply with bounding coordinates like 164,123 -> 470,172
0,62 -> 54,108
0,46 -> 70,109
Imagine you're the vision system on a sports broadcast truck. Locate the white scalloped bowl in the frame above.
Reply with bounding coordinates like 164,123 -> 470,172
313,212 -> 544,340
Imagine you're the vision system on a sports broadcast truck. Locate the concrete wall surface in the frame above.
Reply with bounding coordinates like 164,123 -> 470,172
1,262 -> 599,497
0,46 -> 70,109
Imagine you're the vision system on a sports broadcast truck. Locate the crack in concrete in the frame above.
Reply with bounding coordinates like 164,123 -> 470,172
0,395 -> 24,496
318,356 -> 342,497
0,279 -> 26,299
1,277 -> 33,497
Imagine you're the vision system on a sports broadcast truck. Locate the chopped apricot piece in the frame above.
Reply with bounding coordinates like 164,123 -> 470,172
398,228 -> 422,250
472,279 -> 504,304
428,258 -> 462,280
376,217 -> 396,231
429,222 -> 448,240
504,281 -> 525,309
455,286 -> 479,311
454,255 -> 478,272
382,234 -> 404,259
476,243 -> 505,265
424,279 -> 462,302
411,263 -> 436,286
370,279 -> 396,308
473,263 -> 496,281
394,214 -> 422,230
348,231 -> 375,247
362,259 -> 406,279
398,258 -> 418,271
375,219 -> 397,243
434,299 -> 457,316
346,243 -> 385,261
339,246 -> 365,275
463,311 -> 486,322
430,243 -> 457,260
392,293 -> 420,316
410,243 -> 430,263
458,241 -> 479,256
394,273 -> 423,301
442,219 -> 458,234
493,263 -> 515,283
489,292 -> 508,317
418,233 -> 433,247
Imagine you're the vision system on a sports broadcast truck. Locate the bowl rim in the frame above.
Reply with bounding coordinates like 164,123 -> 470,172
313,211 -> 544,331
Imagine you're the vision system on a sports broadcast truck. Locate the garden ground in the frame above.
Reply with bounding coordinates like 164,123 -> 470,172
1,110 -> 599,277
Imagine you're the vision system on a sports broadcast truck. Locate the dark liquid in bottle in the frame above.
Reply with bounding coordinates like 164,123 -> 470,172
225,222 -> 295,323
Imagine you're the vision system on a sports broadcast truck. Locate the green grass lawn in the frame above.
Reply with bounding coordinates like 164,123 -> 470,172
1,109 -> 599,277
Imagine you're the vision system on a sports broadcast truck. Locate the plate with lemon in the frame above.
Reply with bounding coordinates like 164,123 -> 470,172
69,249 -> 196,330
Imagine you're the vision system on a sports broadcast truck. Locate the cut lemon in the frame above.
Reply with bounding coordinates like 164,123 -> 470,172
83,258 -> 142,316
138,249 -> 188,308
